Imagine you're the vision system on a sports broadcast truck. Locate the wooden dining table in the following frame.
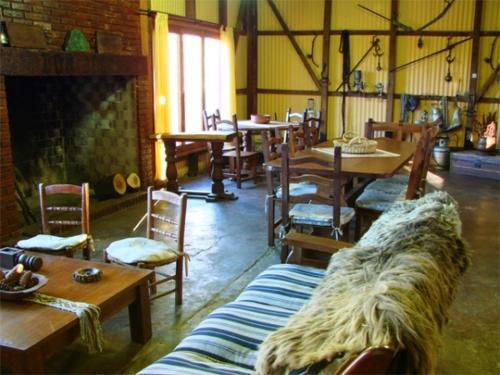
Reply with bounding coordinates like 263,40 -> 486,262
264,138 -> 416,178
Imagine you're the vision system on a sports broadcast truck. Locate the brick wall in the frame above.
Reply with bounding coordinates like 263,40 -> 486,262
0,0 -> 153,242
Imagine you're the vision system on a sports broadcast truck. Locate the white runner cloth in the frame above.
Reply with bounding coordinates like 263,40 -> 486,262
312,147 -> 400,158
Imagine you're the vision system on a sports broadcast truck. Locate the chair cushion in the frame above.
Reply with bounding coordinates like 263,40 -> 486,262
17,234 -> 88,250
275,182 -> 318,199
355,189 -> 406,212
106,237 -> 178,264
289,203 -> 355,226
365,175 -> 409,194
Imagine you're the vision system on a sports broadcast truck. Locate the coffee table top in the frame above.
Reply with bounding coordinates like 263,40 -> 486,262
0,254 -> 152,352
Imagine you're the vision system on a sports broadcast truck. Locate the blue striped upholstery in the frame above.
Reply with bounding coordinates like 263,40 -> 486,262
139,264 -> 325,375
365,175 -> 408,194
355,189 -> 406,212
289,203 -> 355,227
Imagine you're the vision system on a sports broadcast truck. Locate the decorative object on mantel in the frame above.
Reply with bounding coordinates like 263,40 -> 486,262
4,22 -> 46,49
126,172 -> 141,192
73,268 -> 102,283
94,173 -> 127,200
96,31 -> 123,54
63,28 -> 90,52
333,133 -> 377,154
251,114 -> 271,124
0,21 -> 9,46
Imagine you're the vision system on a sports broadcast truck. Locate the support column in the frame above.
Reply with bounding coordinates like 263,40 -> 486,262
320,0 -> 332,138
385,0 -> 398,122
246,0 -> 258,116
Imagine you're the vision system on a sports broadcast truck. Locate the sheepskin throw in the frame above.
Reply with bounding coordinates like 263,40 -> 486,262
255,191 -> 470,375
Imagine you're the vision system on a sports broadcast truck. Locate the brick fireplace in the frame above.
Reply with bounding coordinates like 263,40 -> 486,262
0,0 -> 154,242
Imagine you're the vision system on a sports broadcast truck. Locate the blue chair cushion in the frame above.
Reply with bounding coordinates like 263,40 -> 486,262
275,182 -> 318,199
289,203 -> 355,226
355,189 -> 406,212
365,175 -> 409,194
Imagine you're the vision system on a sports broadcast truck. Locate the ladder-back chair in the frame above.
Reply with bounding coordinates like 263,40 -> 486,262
16,183 -> 92,260
105,187 -> 188,304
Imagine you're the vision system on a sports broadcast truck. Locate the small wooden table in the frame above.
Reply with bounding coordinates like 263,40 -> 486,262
0,254 -> 152,374
152,131 -> 238,202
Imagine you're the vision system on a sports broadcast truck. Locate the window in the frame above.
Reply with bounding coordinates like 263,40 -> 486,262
168,20 -> 223,132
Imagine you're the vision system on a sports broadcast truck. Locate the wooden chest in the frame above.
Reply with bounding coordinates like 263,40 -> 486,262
450,151 -> 500,180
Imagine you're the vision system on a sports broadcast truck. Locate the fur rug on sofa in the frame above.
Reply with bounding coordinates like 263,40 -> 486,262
255,192 -> 470,375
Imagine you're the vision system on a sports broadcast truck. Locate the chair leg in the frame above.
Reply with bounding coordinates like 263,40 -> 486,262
266,195 -> 275,247
175,257 -> 183,305
236,160 -> 242,189
251,156 -> 258,184
83,245 -> 91,260
149,273 -> 157,295
355,208 -> 363,241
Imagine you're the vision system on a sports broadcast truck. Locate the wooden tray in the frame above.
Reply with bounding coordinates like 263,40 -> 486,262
0,273 -> 48,301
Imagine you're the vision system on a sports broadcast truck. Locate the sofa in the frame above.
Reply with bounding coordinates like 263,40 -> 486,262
139,191 -> 469,375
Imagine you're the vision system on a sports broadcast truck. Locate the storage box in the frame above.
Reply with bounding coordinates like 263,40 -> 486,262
450,151 -> 500,180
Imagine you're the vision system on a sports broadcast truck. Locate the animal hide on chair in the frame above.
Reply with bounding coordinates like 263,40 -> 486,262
255,192 -> 470,375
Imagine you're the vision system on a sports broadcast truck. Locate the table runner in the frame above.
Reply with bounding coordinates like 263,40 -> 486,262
312,147 -> 400,158
24,292 -> 104,353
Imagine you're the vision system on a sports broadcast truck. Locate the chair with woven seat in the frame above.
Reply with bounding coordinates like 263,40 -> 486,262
104,187 -> 187,304
280,144 -> 354,263
16,183 -> 92,260
202,108 -> 220,131
261,129 -> 319,247
216,114 -> 258,189
285,108 -> 307,154
355,127 -> 433,239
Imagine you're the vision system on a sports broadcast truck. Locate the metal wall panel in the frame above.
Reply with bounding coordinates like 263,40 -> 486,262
228,0 -> 242,28
237,94 -> 248,118
482,0 -> 500,31
259,36 -> 320,90
399,0 -> 474,31
150,0 -> 185,16
395,36 -> 472,96
196,0 -> 219,24
478,37 -> 500,99
328,97 -> 387,138
258,0 -> 324,31
257,94 -> 320,121
332,0 -> 390,30
236,36 -> 248,90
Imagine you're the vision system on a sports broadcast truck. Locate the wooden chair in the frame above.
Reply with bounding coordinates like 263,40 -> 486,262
202,108 -> 220,131
304,110 -> 322,146
16,183 -> 92,260
355,127 -> 432,239
216,114 -> 258,189
280,144 -> 354,263
105,187 -> 187,304
285,108 -> 307,153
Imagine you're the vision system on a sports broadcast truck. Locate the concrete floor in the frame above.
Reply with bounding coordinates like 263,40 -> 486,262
28,172 -> 499,374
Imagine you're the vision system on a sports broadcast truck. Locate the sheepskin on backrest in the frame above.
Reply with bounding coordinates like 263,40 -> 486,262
255,191 -> 470,375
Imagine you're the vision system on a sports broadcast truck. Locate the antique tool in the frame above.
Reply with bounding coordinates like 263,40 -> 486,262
444,38 -> 455,82
373,38 -> 384,71
358,0 -> 455,32
0,248 -> 43,271
484,36 -> 498,71
391,37 -> 472,72
307,35 -> 320,68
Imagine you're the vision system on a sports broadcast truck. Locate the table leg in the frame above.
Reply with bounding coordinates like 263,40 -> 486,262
128,282 -> 152,343
207,141 -> 238,202
165,139 -> 179,193
10,351 -> 45,374
243,130 -> 252,152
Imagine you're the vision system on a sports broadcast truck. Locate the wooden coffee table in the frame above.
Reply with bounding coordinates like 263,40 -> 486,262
0,254 -> 153,373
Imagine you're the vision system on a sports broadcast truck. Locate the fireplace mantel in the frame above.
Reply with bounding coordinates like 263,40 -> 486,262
0,47 -> 147,76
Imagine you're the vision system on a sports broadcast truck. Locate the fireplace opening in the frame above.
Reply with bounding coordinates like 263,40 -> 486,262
5,75 -> 141,223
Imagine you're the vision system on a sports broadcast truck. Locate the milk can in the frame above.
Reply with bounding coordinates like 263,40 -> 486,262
433,136 -> 450,170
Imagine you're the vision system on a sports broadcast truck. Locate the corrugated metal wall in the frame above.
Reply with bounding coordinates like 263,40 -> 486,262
150,0 -> 185,16
196,0 -> 219,24
255,0 -> 499,147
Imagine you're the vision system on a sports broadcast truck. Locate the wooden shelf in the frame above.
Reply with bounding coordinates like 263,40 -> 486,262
0,47 -> 147,76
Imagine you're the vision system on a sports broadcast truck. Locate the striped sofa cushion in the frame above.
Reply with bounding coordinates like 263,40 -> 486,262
139,264 -> 325,375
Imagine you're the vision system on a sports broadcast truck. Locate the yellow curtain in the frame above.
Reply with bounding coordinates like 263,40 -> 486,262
153,13 -> 170,180
220,27 -> 237,118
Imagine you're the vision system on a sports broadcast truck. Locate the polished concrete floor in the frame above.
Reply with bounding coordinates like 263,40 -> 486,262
26,171 -> 499,374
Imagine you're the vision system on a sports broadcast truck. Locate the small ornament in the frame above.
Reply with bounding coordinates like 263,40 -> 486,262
375,82 -> 384,96
64,28 -> 90,52
73,268 -> 102,283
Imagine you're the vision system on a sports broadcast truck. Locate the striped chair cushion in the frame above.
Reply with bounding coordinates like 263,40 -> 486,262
275,182 -> 318,199
355,189 -> 406,212
289,203 -> 355,227
139,264 -> 325,375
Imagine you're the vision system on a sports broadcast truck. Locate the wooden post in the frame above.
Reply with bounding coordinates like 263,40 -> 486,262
320,0 -> 332,138
385,0 -> 398,122
186,0 -> 196,19
219,0 -> 227,27
247,0 -> 258,116
465,0 -> 483,143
